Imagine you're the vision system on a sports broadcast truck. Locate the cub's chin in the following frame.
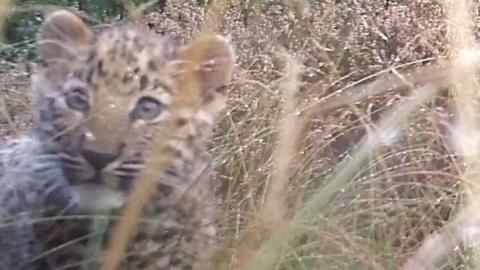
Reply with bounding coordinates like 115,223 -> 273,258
71,184 -> 128,213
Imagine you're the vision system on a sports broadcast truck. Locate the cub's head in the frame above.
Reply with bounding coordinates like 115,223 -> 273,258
32,10 -> 234,204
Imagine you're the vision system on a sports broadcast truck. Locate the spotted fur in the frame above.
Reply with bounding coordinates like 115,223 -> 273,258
0,137 -> 79,270
0,10 -> 234,270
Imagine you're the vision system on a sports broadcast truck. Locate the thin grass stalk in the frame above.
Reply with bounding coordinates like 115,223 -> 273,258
203,0 -> 229,34
300,62 -> 446,123
0,1 -> 17,132
248,83 -> 441,269
284,0 -> 310,20
444,0 -> 480,194
262,50 -> 302,224
118,0 -> 157,24
118,0 -> 135,19
80,212 -> 110,270
98,120 -> 174,270
444,0 -> 480,268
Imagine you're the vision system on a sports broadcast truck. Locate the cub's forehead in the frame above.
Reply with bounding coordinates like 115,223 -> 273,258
93,27 -> 175,60
86,27 -> 177,73
82,27 -> 178,95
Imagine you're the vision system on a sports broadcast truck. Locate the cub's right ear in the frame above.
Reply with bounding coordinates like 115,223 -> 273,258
38,10 -> 93,62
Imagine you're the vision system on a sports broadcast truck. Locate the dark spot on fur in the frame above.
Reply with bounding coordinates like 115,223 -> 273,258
172,149 -> 183,159
176,118 -> 187,127
4,190 -> 14,201
133,36 -> 145,51
44,185 -> 70,208
108,48 -> 117,61
156,227 -> 179,242
53,120 -> 67,131
87,51 -> 96,63
170,257 -> 182,266
148,60 -> 157,71
123,73 -> 133,83
16,190 -> 26,201
38,58 -> 48,67
72,69 -> 83,79
39,99 -> 56,120
134,67 -> 140,73
204,93 -> 214,103
157,182 -> 174,197
136,231 -> 148,241
215,85 -> 228,94
140,75 -> 148,90
185,235 -> 193,243
118,177 -> 134,191
186,135 -> 195,144
86,68 -> 94,83
97,60 -> 106,77
126,53 -> 138,64
55,134 -> 71,148
120,43 -> 127,58
165,169 -> 178,178
136,260 -> 149,269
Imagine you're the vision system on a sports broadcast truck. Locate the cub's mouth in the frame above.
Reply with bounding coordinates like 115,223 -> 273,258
59,148 -> 144,212
61,147 -> 142,181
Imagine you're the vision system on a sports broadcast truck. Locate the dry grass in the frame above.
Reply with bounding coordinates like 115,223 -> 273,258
261,50 -> 302,224
6,0 -> 480,269
401,1 -> 480,269
99,1 -> 480,269
0,0 -> 11,48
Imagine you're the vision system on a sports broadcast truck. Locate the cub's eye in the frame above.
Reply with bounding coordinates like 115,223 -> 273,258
131,96 -> 164,121
65,87 -> 89,112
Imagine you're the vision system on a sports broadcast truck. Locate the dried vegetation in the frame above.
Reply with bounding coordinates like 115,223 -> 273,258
4,0 -> 480,269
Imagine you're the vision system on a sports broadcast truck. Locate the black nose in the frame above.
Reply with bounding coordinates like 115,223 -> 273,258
81,150 -> 118,171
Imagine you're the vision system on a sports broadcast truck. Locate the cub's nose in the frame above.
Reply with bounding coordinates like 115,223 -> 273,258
81,149 -> 118,171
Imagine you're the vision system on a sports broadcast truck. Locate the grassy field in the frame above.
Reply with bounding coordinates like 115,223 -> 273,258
3,0 -> 480,269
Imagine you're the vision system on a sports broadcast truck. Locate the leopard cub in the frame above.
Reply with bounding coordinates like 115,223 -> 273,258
0,9 -> 234,270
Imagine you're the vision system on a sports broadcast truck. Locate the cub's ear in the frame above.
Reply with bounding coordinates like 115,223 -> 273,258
38,10 -> 93,62
176,35 -> 235,113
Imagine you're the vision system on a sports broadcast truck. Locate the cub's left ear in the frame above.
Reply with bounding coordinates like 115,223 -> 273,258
38,10 -> 93,62
176,35 -> 235,113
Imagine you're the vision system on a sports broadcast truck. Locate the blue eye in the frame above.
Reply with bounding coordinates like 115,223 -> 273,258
131,96 -> 163,121
65,87 -> 89,112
